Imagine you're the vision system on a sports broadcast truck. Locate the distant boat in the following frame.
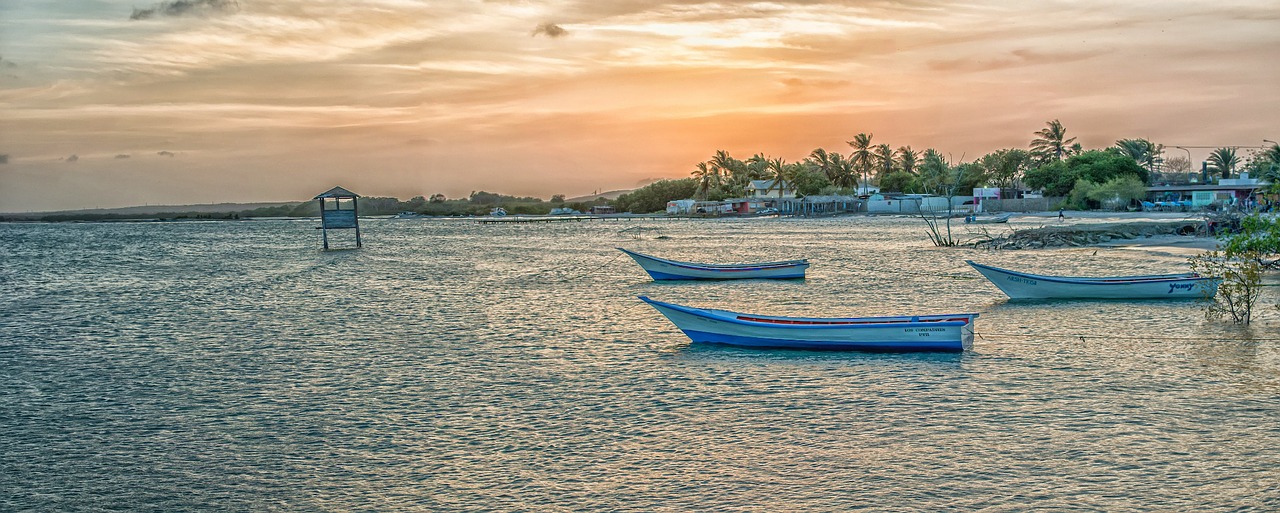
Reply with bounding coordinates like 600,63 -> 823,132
618,248 -> 808,280
965,260 -> 1220,300
490,207 -> 507,217
639,296 -> 977,352
964,213 -> 1012,224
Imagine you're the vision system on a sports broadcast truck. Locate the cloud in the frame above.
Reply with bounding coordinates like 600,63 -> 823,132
781,78 -> 851,89
130,0 -> 240,21
532,23 -> 568,38
158,151 -> 175,157
927,49 -> 1107,73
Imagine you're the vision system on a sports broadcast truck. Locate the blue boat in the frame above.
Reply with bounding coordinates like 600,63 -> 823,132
640,296 -> 977,352
618,248 -> 808,280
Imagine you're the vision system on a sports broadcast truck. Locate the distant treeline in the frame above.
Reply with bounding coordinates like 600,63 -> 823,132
1,191 -> 614,222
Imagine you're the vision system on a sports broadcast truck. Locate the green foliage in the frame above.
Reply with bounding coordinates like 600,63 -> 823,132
700,150 -> 766,198
1069,149 -> 1150,184
1068,175 -> 1148,210
872,144 -> 896,182
878,171 -> 918,193
1221,214 -> 1280,263
1030,119 -> 1077,163
469,191 -> 543,205
1115,138 -> 1164,172
1024,160 -> 1070,196
952,162 -> 987,193
359,196 -> 409,215
790,165 -> 832,196
1066,178 -> 1098,210
1244,144 -> 1280,188
1190,250 -> 1265,325
977,148 -> 1031,189
1024,149 -> 1149,198
1206,147 -> 1240,180
703,186 -> 731,202
239,203 -> 315,217
915,149 -> 951,195
1190,214 -> 1280,325
613,178 -> 697,214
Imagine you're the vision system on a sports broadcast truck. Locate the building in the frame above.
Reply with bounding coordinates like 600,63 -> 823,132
666,198 -> 769,215
1145,173 -> 1271,210
777,195 -> 862,216
865,193 -> 966,214
665,199 -> 696,214
749,180 -> 796,199
724,198 -> 767,214
693,201 -> 734,214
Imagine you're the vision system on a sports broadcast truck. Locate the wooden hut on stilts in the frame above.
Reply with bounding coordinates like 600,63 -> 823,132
314,186 -> 362,250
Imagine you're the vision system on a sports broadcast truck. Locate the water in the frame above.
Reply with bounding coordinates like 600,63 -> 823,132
2,216 -> 1278,512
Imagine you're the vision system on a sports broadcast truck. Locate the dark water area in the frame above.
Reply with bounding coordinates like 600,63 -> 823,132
2,217 -> 1278,511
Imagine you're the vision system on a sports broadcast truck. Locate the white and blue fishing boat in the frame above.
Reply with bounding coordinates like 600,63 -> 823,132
618,248 -> 808,280
963,213 -> 1012,224
965,260 -> 1220,300
639,296 -> 977,352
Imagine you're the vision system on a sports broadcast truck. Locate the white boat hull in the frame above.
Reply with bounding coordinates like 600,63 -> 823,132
619,248 -> 808,280
640,297 -> 976,352
966,260 -> 1220,300
964,213 -> 1011,224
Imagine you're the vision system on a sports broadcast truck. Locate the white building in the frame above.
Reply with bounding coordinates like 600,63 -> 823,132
749,180 -> 796,198
666,199 -> 697,214
865,193 -> 965,214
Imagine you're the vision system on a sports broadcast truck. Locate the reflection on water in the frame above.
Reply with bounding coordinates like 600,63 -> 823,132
1,217 -> 1277,511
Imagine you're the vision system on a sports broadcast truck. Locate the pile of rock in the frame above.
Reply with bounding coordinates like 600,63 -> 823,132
973,221 -> 1205,250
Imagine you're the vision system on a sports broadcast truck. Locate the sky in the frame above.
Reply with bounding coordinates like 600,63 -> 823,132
1,0 -> 1278,212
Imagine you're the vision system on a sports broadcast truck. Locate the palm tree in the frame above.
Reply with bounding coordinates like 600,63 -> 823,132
808,148 -> 835,183
918,149 -> 950,195
1262,142 -> 1280,164
1030,119 -> 1077,162
873,143 -> 896,182
765,157 -> 793,196
746,153 -> 770,180
829,152 -> 857,190
897,146 -> 919,175
1115,138 -> 1164,173
691,161 -> 716,199
1207,147 -> 1240,181
1259,143 -> 1280,185
846,133 -> 874,194
710,150 -> 740,177
709,150 -> 744,194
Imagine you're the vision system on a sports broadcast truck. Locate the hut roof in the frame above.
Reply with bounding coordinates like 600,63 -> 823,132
314,186 -> 360,199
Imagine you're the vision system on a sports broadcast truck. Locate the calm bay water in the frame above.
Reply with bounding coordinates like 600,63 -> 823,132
2,216 -> 1278,512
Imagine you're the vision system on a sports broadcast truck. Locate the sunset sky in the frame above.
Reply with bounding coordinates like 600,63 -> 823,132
2,1 -> 1278,212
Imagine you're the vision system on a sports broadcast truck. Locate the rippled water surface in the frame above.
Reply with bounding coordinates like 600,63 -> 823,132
3,217 -> 1278,511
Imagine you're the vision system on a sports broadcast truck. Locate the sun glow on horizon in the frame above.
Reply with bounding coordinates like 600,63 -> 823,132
1,1 -> 1278,211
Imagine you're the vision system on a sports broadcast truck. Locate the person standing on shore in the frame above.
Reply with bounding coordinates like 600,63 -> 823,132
1058,209 -> 1065,221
